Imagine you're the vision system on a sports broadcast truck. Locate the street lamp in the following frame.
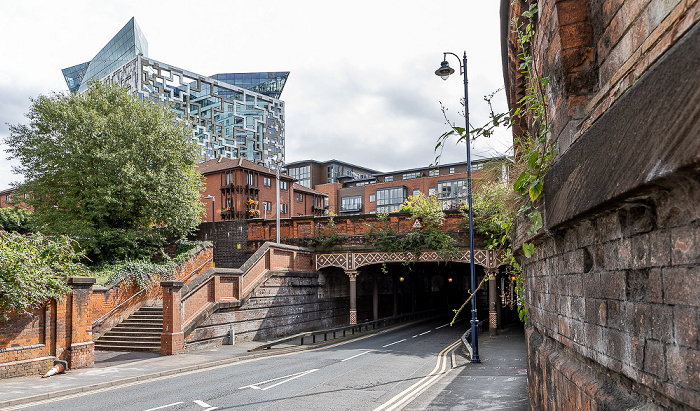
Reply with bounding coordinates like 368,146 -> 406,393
270,155 -> 285,244
435,51 -> 480,363
204,195 -> 216,265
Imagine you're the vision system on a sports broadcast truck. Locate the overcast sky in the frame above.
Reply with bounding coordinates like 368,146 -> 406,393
0,0 -> 513,191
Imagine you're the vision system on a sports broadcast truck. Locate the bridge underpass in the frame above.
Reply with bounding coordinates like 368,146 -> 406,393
315,249 -> 520,333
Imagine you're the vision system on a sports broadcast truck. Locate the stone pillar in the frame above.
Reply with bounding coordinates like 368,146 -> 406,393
67,277 -> 96,369
347,271 -> 358,324
372,272 -> 379,321
161,281 -> 185,355
488,270 -> 498,335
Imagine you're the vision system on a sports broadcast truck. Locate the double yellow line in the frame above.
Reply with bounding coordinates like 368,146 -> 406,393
374,339 -> 461,411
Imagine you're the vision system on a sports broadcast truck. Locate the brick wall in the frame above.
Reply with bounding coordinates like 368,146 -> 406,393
504,0 -> 699,409
0,278 -> 95,378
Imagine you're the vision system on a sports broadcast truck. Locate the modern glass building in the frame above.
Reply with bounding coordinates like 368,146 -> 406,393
62,18 -> 288,166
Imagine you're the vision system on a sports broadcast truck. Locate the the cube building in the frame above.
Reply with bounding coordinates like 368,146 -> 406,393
62,18 -> 288,166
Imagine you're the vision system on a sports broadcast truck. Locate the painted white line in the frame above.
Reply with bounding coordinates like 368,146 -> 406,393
144,402 -> 184,411
382,338 -> 407,348
341,350 -> 373,362
419,331 -> 431,336
238,369 -> 319,391
193,399 -> 218,410
412,335 -> 418,338
435,323 -> 449,329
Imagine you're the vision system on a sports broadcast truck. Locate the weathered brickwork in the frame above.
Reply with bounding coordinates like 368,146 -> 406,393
504,0 -> 699,409
523,178 -> 700,409
0,278 -> 95,378
185,271 -> 349,349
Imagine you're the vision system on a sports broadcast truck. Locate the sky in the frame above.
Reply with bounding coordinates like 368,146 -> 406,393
0,0 -> 513,191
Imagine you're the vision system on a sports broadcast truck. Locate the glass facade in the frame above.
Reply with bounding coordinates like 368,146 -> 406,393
212,72 -> 289,99
340,195 -> 362,213
376,186 -> 405,213
63,18 -> 286,166
62,18 -> 148,94
288,165 -> 311,188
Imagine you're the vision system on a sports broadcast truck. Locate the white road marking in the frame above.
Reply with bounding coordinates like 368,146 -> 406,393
143,402 -> 184,411
341,350 -> 373,362
412,335 -> 418,338
419,331 -> 431,336
238,369 -> 319,391
193,399 -> 218,410
435,323 -> 449,329
382,338 -> 407,348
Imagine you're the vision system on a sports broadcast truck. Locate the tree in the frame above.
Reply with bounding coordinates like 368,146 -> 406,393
5,81 -> 204,264
0,207 -> 33,234
0,231 -> 88,319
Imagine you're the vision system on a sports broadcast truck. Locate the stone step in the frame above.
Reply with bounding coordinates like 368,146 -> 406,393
94,343 -> 161,353
99,335 -> 161,343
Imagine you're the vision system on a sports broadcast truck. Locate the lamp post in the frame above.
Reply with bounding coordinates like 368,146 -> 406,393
435,51 -> 480,363
270,155 -> 285,244
204,195 -> 216,265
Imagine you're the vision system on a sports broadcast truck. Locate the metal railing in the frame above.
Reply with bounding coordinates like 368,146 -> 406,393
460,319 -> 488,359
250,309 -> 445,351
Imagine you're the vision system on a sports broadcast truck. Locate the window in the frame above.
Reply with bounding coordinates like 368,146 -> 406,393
288,165 -> 311,188
5,195 -> 11,202
403,172 -> 420,180
384,176 -> 394,182
280,181 -> 288,190
225,172 -> 233,185
247,173 -> 255,186
281,204 -> 288,214
340,196 -> 362,212
413,189 -> 420,196
324,197 -> 329,208
263,201 -> 272,211
263,177 -> 271,187
369,193 -> 376,203
297,193 -> 303,202
429,169 -> 439,177
437,179 -> 468,199
429,187 -> 436,196
449,167 -> 455,174
297,213 -> 303,216
376,186 -> 406,213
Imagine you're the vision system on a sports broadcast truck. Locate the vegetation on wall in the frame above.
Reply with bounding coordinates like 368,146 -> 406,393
433,2 -> 555,323
4,81 -> 204,265
0,207 -> 33,234
0,231 -> 89,319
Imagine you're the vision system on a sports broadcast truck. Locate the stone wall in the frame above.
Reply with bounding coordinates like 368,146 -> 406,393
185,270 -> 350,349
503,0 -> 699,409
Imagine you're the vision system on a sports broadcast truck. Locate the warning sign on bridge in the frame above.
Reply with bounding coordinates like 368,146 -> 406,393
412,219 -> 422,229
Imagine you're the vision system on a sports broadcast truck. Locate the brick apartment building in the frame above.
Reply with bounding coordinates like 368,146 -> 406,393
199,157 -> 326,222
304,157 -> 510,215
0,188 -> 14,208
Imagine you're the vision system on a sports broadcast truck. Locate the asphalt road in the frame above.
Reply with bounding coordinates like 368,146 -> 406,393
15,318 -> 468,411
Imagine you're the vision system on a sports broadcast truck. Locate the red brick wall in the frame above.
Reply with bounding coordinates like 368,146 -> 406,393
0,278 -> 95,378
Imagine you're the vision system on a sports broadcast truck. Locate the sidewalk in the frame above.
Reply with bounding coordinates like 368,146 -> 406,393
0,324 -> 529,410
406,323 -> 530,410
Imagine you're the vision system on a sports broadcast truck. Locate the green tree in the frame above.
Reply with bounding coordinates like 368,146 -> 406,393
0,207 -> 33,234
4,81 -> 204,264
0,231 -> 89,319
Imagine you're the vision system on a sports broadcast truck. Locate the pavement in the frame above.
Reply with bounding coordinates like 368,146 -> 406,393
0,323 -> 528,410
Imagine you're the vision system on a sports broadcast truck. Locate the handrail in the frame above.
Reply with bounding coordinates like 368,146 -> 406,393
180,257 -> 213,283
250,309 -> 444,351
93,247 -> 213,327
92,288 -> 147,326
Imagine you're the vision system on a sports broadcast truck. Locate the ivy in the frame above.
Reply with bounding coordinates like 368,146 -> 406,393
0,231 -> 89,320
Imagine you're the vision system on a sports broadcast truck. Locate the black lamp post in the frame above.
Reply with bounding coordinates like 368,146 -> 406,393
435,51 -> 480,363
204,195 -> 216,265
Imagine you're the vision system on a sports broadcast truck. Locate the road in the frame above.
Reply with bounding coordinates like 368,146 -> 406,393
15,318 -> 469,411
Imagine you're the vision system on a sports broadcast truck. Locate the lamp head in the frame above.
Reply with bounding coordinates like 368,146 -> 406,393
435,60 -> 455,80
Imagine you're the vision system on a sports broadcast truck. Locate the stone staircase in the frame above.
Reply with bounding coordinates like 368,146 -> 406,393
94,307 -> 162,352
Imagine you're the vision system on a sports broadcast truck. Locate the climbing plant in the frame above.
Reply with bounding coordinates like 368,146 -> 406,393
434,1 -> 555,323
